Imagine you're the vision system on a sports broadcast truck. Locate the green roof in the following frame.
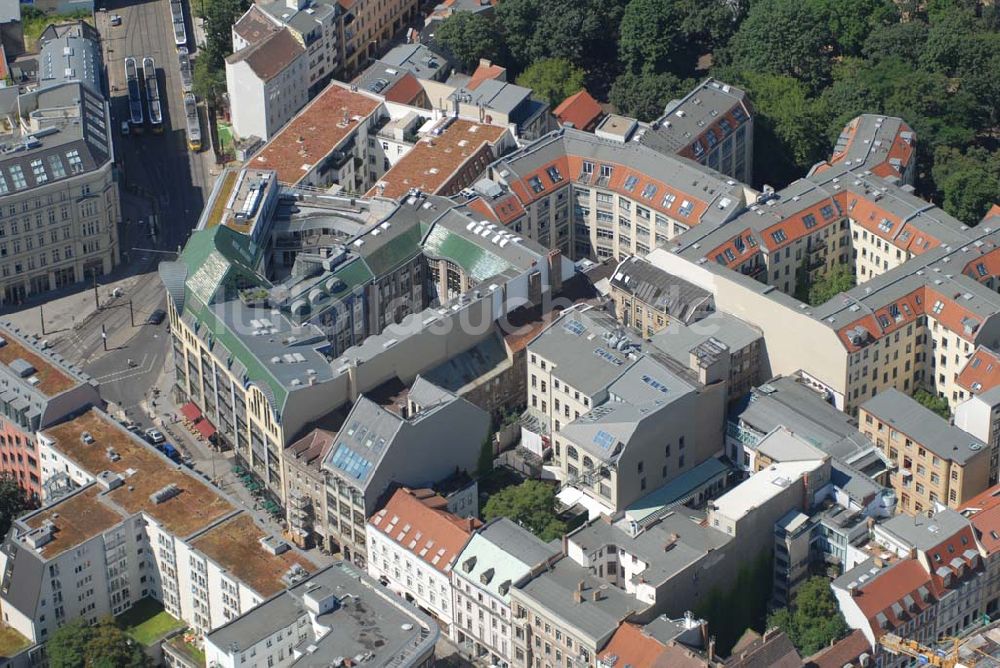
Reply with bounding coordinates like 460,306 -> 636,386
422,225 -> 513,282
359,221 -> 425,276
180,226 -> 263,306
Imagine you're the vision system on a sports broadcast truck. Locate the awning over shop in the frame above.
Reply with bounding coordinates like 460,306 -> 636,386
194,419 -> 216,440
180,402 -> 202,421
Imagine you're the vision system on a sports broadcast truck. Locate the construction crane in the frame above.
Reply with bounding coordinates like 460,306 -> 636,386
879,633 -> 971,667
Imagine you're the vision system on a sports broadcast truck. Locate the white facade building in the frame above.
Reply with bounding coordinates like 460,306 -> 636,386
225,27 -> 308,141
366,487 -> 478,629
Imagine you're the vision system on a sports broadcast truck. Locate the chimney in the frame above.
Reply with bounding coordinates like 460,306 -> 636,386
707,636 -> 716,662
573,590 -> 583,603
546,248 -> 563,295
577,580 -> 585,592
849,585 -> 859,597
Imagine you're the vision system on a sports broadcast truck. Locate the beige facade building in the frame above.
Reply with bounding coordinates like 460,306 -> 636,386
0,22 -> 119,306
859,389 -> 991,515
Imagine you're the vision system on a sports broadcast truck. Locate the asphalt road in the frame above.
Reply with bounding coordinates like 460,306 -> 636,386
46,0 -> 218,410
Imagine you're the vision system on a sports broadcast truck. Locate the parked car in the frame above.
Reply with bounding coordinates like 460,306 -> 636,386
147,309 -> 166,325
145,428 -> 165,445
162,443 -> 181,463
121,120 -> 130,136
109,14 -> 122,26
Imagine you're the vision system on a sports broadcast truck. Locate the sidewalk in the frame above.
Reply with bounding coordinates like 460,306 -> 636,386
142,363 -> 339,568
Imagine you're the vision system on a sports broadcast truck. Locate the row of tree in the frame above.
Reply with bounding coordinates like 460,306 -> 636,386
435,0 -> 999,224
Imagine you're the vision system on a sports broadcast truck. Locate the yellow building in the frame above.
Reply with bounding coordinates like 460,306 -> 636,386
859,389 -> 990,515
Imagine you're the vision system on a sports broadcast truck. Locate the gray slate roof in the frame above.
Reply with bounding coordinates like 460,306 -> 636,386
514,556 -> 646,646
861,388 -> 987,464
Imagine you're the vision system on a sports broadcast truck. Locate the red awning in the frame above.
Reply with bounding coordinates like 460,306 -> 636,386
180,402 -> 201,421
194,419 -> 216,440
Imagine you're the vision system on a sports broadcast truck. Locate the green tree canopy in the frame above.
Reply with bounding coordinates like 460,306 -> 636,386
821,0 -> 898,56
807,264 -> 856,306
483,480 -> 566,542
914,388 -> 951,419
766,577 -> 849,656
435,11 -> 505,73
618,0 -> 687,75
720,0 -> 834,92
192,58 -> 226,110
48,618 -> 148,668
516,59 -> 586,107
609,70 -> 688,122
932,146 -> 1000,226
0,474 -> 28,538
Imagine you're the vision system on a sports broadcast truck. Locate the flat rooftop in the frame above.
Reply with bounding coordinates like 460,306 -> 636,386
22,486 -> 127,558
190,513 -> 315,598
0,325 -> 80,396
369,118 -> 507,200
42,409 -> 235,537
711,459 -> 825,523
249,84 -> 382,184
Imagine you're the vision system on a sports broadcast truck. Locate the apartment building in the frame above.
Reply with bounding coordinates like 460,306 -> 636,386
834,508 -> 989,663
319,378 -> 488,566
648,114 -> 1000,414
0,323 -> 100,500
232,1 -> 340,100
204,562 -> 438,668
161,166 -> 571,499
727,376 -> 891,484
641,78 -> 754,183
650,311 -> 764,403
367,117 -> 513,200
248,82 -> 384,190
525,305 -> 727,514
2,408 -> 316,650
860,389 -> 990,515
225,27 -> 308,141
366,487 -> 480,628
509,556 -> 652,668
609,255 -> 714,334
0,22 -> 119,306
486,125 -> 749,262
960,485 -> 1000,620
282,428 -> 335,549
451,518 -> 560,668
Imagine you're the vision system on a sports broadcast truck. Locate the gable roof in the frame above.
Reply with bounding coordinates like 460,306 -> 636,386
368,487 -> 480,574
226,28 -> 304,82
553,90 -> 603,130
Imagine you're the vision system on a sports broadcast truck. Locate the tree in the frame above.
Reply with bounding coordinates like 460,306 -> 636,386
719,0 -> 834,92
516,59 -> 586,107
192,58 -> 226,110
48,617 -> 147,668
914,388 -> 951,420
618,0 -> 686,75
932,146 -> 1000,226
820,0 -> 898,57
862,20 -> 929,65
738,73 -> 831,186
609,70 -> 688,122
807,264 -> 856,306
436,11 -> 505,73
201,0 -> 245,69
0,474 -> 27,538
483,480 -> 566,542
766,576 -> 849,656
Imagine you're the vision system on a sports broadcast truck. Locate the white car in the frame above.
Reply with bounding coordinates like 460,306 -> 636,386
145,428 -> 165,445
110,14 -> 122,26
121,120 -> 130,136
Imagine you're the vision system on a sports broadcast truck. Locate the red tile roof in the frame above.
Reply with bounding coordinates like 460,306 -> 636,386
598,623 -> 683,668
233,5 -> 281,45
553,90 -> 603,131
366,118 -> 507,200
384,72 -> 424,106
249,85 -> 382,184
803,629 -> 870,668
851,559 -> 938,638
226,28 -> 304,82
507,154 -> 712,225
960,485 -> 1000,555
956,346 -> 1000,395
467,62 -> 506,90
368,487 -> 481,574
